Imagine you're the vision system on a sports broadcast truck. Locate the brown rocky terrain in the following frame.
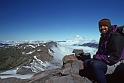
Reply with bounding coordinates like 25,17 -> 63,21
0,41 -> 56,71
0,52 -> 92,83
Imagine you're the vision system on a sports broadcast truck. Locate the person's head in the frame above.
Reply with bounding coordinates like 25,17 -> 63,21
98,18 -> 111,34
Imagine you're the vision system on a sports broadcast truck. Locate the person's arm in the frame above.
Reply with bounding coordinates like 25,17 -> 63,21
93,36 -> 102,59
96,35 -> 103,54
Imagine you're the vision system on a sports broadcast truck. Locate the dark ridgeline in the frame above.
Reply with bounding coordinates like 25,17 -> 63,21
80,43 -> 98,48
0,41 -> 57,71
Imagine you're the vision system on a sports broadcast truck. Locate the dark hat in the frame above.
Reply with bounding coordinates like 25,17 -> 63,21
99,18 -> 111,28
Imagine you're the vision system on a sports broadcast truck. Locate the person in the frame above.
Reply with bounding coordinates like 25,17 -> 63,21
84,18 -> 124,83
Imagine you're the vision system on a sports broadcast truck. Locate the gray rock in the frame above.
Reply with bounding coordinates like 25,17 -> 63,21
45,74 -> 92,83
61,60 -> 84,75
72,49 -> 84,56
62,54 -> 78,64
0,77 -> 28,83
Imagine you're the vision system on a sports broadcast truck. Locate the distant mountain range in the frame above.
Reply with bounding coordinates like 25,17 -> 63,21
57,35 -> 98,48
0,35 -> 99,48
79,43 -> 98,48
0,43 -> 11,47
0,40 -> 46,46
0,41 -> 57,71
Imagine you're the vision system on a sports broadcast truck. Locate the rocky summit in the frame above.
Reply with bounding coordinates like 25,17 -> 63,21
0,53 -> 92,83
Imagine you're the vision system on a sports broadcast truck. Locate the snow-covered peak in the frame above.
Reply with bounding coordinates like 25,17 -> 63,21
0,40 -> 46,46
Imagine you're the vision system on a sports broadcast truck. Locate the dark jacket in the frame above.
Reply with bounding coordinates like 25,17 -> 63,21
95,25 -> 124,65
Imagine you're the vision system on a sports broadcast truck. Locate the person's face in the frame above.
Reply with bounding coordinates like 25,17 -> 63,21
100,26 -> 109,33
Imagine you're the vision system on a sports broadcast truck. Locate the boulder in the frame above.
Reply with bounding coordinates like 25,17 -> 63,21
61,60 -> 84,75
45,75 -> 92,83
29,68 -> 62,83
62,54 -> 78,64
72,49 -> 84,56
29,68 -> 92,83
0,77 -> 28,83
72,49 -> 91,61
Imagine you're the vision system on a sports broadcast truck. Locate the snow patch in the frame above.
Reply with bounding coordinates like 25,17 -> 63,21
43,45 -> 46,47
37,49 -> 41,51
28,45 -> 35,48
30,56 -> 52,72
26,51 -> 35,54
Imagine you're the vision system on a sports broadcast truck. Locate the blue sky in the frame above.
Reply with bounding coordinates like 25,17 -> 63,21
0,0 -> 124,41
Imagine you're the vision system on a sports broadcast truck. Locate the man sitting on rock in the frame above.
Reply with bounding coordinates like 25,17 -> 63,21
83,18 -> 124,83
